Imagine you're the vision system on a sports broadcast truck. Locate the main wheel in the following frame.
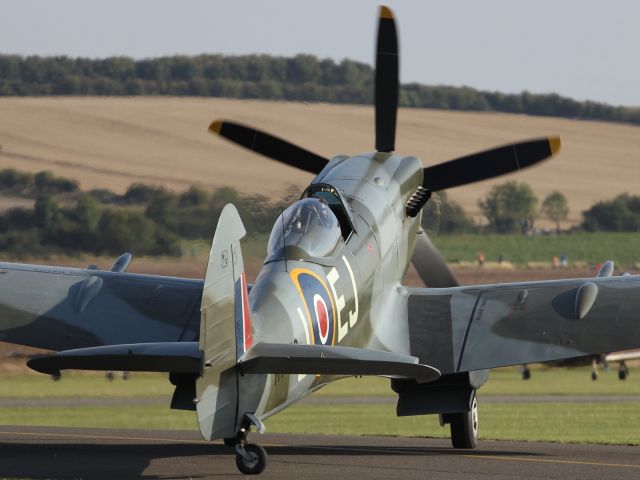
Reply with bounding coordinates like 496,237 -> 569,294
619,369 -> 627,380
235,443 -> 267,475
450,394 -> 478,449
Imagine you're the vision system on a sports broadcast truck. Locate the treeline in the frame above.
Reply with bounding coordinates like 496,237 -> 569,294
424,182 -> 640,235
0,167 -> 300,257
1,165 -> 639,258
1,54 -> 638,125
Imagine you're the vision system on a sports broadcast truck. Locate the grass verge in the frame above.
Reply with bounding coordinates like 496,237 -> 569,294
0,402 -> 639,446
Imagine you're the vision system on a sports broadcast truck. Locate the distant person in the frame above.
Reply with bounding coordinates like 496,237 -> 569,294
498,254 -> 504,264
560,253 -> 568,268
552,256 -> 560,269
477,252 -> 485,266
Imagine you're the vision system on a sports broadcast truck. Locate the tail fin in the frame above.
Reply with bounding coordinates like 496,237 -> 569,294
196,204 -> 247,440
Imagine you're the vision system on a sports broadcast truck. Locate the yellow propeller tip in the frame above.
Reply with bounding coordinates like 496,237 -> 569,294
380,5 -> 394,19
549,136 -> 561,155
209,120 -> 223,135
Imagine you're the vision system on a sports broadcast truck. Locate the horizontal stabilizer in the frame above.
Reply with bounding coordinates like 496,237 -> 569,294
27,342 -> 201,375
239,342 -> 440,383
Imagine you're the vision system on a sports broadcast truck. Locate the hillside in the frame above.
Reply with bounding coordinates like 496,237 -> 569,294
1,97 -> 639,225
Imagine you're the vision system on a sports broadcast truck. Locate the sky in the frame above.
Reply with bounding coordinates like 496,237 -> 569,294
1,0 -> 638,106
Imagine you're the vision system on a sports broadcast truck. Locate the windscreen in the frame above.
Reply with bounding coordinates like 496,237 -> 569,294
267,198 -> 342,260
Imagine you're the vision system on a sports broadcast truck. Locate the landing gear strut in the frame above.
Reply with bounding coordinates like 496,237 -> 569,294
591,357 -> 599,380
440,391 -> 479,449
234,414 -> 267,475
618,361 -> 629,380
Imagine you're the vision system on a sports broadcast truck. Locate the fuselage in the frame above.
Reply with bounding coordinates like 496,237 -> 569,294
243,151 -> 425,419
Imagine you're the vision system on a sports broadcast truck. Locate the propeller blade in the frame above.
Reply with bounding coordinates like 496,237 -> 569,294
375,6 -> 399,153
412,232 -> 459,288
422,136 -> 561,191
209,120 -> 329,174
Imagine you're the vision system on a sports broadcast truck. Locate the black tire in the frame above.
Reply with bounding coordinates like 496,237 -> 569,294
619,369 -> 627,380
235,443 -> 267,475
522,368 -> 531,380
450,394 -> 478,449
591,371 -> 598,381
223,437 -> 235,446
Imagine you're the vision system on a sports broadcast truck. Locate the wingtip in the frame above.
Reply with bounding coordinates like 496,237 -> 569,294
549,136 -> 561,155
379,5 -> 394,19
209,120 -> 223,135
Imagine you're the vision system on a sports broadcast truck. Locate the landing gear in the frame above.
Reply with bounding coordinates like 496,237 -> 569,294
591,357 -> 599,381
234,414 -> 267,475
235,443 -> 267,475
440,391 -> 478,449
521,364 -> 531,380
618,361 -> 629,380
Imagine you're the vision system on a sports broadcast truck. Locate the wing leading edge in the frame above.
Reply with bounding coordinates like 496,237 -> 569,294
406,275 -> 640,374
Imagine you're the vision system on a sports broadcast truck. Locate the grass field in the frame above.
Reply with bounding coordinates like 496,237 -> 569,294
1,97 -> 639,227
1,368 -> 640,445
431,232 -> 640,267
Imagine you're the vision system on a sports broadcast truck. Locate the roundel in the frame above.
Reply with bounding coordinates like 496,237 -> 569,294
313,294 -> 329,344
290,268 -> 336,346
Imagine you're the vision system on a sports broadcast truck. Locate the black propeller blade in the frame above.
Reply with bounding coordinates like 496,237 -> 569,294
422,137 -> 561,191
412,232 -> 459,288
209,120 -> 329,175
375,6 -> 399,153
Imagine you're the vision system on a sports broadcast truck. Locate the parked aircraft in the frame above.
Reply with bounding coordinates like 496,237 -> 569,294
519,262 -> 638,381
3,6 -> 640,475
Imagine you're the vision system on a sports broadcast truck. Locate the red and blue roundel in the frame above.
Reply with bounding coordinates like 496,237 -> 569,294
290,268 -> 336,345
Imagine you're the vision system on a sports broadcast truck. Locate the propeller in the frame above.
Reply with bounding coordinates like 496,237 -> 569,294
209,120 -> 328,175
422,137 -> 561,192
412,232 -> 459,288
375,6 -> 399,153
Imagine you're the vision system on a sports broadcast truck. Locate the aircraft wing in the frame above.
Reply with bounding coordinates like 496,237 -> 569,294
0,262 -> 203,352
239,342 -> 440,383
27,342 -> 201,376
604,349 -> 640,362
406,275 -> 640,375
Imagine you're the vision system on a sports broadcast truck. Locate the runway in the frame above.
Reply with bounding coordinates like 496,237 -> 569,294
3,394 -> 640,407
1,426 -> 639,479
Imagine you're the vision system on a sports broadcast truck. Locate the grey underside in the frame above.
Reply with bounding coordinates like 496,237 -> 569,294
0,262 -> 203,351
407,275 -> 640,375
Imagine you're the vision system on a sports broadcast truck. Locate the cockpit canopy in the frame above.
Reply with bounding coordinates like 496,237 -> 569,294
267,197 -> 342,260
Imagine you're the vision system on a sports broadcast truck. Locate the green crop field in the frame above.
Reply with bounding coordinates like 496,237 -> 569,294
431,232 -> 640,267
189,231 -> 640,270
1,367 -> 640,445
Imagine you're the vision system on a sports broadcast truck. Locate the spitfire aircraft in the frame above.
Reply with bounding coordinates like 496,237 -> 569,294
3,5 -> 640,476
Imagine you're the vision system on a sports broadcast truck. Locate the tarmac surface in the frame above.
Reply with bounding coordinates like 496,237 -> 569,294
3,394 -> 640,407
1,425 -> 639,479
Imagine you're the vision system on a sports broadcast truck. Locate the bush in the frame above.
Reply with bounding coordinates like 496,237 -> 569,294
582,194 -> 640,232
33,170 -> 79,194
0,169 -> 33,193
422,191 -> 477,234
123,183 -> 168,204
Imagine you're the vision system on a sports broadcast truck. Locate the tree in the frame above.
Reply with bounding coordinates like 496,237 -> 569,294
478,181 -> 538,233
421,191 -> 476,234
582,194 -> 640,232
98,210 -> 157,254
73,194 -> 101,232
541,191 -> 569,232
34,195 -> 60,229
